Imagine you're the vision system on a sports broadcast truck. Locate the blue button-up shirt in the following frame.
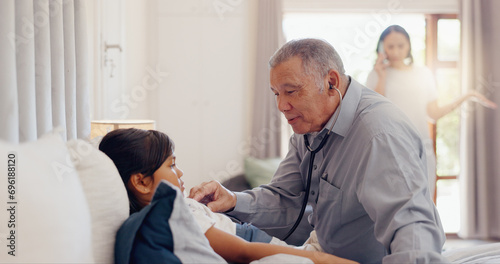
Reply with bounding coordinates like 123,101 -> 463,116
229,79 -> 447,264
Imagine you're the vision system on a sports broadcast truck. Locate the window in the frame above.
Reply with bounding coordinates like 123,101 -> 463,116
426,14 -> 461,234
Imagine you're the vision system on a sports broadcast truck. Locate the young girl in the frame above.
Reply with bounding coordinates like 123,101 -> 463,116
366,25 -> 497,197
99,128 -> 356,264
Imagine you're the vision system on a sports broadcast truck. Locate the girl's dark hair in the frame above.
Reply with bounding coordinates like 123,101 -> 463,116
376,25 -> 414,65
98,128 -> 174,214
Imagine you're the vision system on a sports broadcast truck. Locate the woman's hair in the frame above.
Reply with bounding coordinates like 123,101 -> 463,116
269,38 -> 348,91
98,128 -> 174,214
376,25 -> 414,65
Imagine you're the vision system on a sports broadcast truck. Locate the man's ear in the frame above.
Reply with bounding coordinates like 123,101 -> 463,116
327,69 -> 346,98
327,69 -> 341,93
128,173 -> 153,194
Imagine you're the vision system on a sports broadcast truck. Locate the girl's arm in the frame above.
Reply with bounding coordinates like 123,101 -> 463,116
204,226 -> 358,264
426,91 -> 497,121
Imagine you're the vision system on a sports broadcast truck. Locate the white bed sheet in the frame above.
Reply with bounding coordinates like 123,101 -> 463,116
443,242 -> 500,263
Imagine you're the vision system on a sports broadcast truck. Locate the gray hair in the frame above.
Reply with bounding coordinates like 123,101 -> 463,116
269,38 -> 346,90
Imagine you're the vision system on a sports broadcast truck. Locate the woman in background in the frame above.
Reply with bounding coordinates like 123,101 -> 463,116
366,25 -> 497,197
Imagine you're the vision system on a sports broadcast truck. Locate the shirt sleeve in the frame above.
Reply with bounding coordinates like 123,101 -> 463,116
185,199 -> 216,233
356,130 -> 448,263
229,134 -> 307,228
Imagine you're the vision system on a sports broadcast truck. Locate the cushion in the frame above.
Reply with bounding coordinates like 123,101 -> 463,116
67,139 -> 129,263
0,132 -> 93,263
244,157 -> 281,188
115,180 -> 225,264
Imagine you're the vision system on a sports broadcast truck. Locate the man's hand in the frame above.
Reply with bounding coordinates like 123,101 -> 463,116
189,180 -> 237,212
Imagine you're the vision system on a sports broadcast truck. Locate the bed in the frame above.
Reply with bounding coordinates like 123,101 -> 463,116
1,132 -> 498,263
443,242 -> 500,263
0,132 -> 313,264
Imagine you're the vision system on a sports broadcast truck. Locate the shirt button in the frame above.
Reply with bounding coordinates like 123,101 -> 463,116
311,191 -> 315,196
313,165 -> 317,170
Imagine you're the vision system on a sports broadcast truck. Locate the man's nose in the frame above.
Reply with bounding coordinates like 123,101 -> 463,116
277,96 -> 292,112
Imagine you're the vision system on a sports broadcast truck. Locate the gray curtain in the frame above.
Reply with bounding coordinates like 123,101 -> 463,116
0,0 -> 90,143
250,0 -> 285,159
459,0 -> 500,239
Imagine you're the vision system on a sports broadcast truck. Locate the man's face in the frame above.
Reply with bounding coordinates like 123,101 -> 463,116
270,56 -> 333,134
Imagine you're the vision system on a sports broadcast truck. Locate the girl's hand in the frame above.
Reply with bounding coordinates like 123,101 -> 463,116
374,53 -> 388,78
469,91 -> 498,109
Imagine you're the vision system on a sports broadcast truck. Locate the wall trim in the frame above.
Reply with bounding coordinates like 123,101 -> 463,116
283,0 -> 458,14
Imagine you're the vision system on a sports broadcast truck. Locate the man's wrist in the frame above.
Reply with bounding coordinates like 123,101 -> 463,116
225,191 -> 237,212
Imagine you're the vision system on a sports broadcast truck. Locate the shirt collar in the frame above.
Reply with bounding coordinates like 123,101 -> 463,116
316,76 -> 362,138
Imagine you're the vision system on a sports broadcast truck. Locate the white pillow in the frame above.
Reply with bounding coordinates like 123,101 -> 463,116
0,132 -> 94,263
66,139 -> 129,264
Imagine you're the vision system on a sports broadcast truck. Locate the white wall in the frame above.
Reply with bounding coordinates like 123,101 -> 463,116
122,0 -> 150,120
90,0 -> 257,189
143,0 -> 257,190
283,0 -> 458,13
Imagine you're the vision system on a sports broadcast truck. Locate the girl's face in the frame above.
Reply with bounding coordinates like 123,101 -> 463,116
151,154 -> 185,193
383,31 -> 410,63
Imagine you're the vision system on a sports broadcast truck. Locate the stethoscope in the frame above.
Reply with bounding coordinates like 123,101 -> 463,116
282,84 -> 343,241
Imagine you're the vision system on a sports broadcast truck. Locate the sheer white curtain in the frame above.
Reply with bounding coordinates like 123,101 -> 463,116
459,0 -> 500,239
250,0 -> 285,159
0,0 -> 90,143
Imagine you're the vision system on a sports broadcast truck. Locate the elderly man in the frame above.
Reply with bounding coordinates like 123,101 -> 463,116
190,38 -> 447,264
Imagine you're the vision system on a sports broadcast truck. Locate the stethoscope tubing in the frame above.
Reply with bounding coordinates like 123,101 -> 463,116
282,87 -> 343,241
